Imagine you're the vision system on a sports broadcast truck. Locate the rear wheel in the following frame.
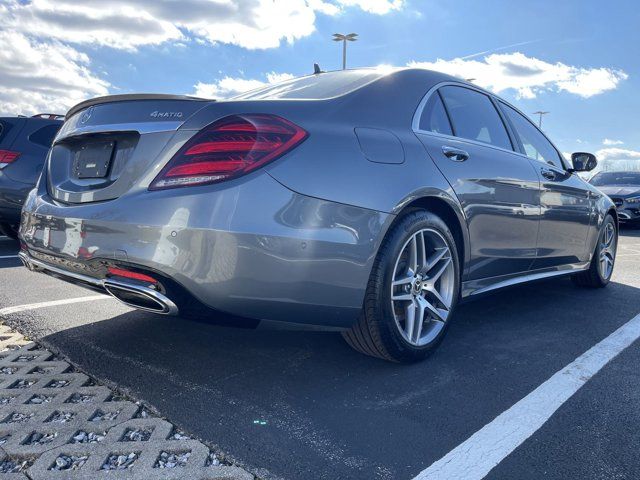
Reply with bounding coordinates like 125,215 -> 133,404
572,214 -> 617,288
342,211 -> 460,362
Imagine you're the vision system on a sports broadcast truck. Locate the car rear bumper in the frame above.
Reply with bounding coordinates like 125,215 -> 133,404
18,250 -> 179,315
19,172 -> 390,327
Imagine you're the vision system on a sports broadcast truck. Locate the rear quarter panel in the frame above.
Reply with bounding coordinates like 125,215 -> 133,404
180,70 -> 460,216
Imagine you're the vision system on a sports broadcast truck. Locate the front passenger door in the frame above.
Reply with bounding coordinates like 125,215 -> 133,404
499,102 -> 593,268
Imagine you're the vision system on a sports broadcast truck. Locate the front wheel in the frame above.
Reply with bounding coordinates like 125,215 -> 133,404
572,214 -> 617,288
342,211 -> 460,362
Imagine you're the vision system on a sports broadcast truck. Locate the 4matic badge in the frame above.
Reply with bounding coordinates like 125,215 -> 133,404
150,111 -> 184,119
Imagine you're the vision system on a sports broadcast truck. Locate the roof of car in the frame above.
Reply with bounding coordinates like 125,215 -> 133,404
61,68 -> 475,121
231,67 -> 469,101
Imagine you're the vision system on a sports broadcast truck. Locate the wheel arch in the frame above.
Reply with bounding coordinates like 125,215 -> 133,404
607,207 -> 619,230
388,193 -> 469,275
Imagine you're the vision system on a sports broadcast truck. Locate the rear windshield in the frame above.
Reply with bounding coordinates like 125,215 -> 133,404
232,70 -> 386,100
590,172 -> 640,186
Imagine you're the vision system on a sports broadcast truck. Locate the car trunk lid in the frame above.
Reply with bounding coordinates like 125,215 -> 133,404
47,94 -> 213,204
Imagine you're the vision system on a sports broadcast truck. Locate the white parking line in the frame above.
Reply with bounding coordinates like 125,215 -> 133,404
413,313 -> 640,480
0,255 -> 19,259
0,295 -> 111,316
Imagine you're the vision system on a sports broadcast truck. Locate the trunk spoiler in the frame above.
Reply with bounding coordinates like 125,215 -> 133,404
66,94 -> 213,120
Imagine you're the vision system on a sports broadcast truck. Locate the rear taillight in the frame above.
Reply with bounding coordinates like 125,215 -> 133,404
149,114 -> 308,190
0,150 -> 20,169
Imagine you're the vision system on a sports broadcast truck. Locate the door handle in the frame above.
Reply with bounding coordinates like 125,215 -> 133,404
540,168 -> 556,180
442,146 -> 469,162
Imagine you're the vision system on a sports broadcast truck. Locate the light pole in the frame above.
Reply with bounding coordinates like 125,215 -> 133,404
333,33 -> 358,70
533,111 -> 550,129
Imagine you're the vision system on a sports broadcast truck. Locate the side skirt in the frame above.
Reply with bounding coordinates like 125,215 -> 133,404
461,262 -> 590,299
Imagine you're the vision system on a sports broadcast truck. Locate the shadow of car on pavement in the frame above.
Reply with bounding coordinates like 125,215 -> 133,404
35,276 -> 640,480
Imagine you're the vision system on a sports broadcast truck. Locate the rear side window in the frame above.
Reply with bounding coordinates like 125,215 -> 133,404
28,124 -> 61,148
439,86 -> 512,151
418,93 -> 453,136
500,103 -> 563,167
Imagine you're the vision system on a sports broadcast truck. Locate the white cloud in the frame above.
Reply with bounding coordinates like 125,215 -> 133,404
0,0 -> 406,115
0,31 -> 109,116
603,138 -> 624,146
193,72 -> 295,99
596,148 -> 640,161
408,52 -> 628,99
306,0 -> 341,15
594,147 -> 640,172
265,72 -> 297,84
336,0 -> 404,14
0,0 -> 404,51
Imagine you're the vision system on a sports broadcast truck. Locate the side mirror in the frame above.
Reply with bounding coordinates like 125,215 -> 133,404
570,152 -> 597,172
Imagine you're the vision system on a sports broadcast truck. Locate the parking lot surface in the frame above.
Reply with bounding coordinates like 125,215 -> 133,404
0,330 -> 251,479
1,229 -> 640,480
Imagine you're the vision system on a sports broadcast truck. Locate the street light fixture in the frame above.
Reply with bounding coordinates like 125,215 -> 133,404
533,111 -> 550,129
333,33 -> 358,70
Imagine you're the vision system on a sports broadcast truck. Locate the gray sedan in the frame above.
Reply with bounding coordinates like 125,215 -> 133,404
19,68 -> 617,362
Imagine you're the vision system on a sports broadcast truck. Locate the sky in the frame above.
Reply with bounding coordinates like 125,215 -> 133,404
1,0 -> 639,168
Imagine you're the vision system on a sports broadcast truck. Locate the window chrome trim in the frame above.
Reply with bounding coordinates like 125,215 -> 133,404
412,80 -> 569,170
412,81 -> 520,157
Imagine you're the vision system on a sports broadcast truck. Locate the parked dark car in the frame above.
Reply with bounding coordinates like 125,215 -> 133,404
590,171 -> 640,225
18,69 -> 617,362
0,114 -> 63,239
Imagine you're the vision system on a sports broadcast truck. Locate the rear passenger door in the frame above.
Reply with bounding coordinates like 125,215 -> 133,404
498,102 -> 592,268
415,85 -> 541,281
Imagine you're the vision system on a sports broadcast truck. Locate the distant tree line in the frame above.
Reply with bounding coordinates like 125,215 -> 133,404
597,159 -> 640,172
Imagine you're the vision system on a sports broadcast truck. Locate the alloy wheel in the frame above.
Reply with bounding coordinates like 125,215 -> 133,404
598,222 -> 616,280
390,228 -> 455,347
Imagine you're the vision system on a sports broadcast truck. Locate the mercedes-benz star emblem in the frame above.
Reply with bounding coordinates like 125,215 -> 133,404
79,107 -> 94,125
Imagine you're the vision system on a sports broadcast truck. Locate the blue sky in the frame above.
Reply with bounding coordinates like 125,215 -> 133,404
1,0 -> 638,166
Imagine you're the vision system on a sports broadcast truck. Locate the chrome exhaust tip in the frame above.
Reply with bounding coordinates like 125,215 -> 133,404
19,250 -> 179,316
18,251 -> 34,270
103,279 -> 179,315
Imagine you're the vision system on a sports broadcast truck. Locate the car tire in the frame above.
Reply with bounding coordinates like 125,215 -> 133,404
342,210 -> 460,362
572,214 -> 617,288
0,223 -> 19,241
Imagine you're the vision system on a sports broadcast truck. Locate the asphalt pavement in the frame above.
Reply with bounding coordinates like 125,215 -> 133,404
1,228 -> 639,480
